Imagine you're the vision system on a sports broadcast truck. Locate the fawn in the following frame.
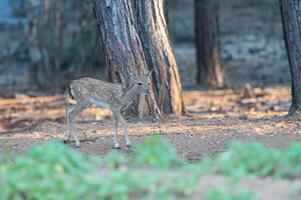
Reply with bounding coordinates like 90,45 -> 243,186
64,71 -> 152,148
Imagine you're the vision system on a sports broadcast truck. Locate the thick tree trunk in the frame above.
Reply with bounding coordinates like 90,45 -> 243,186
136,0 -> 185,115
93,0 -> 161,117
279,0 -> 301,116
93,0 -> 145,83
194,0 -> 223,87
93,0 -> 184,117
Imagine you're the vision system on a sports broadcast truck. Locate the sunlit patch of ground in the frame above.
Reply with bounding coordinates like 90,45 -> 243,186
0,86 -> 300,161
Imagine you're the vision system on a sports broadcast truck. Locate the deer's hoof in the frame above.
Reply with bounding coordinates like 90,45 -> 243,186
63,140 -> 67,144
114,143 -> 121,149
126,140 -> 132,148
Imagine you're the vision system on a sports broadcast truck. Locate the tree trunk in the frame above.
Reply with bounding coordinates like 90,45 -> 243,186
93,0 -> 162,117
194,0 -> 223,87
136,0 -> 185,115
279,0 -> 301,116
93,0 -> 184,116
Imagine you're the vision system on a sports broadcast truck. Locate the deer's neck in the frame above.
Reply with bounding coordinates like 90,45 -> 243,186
121,83 -> 140,108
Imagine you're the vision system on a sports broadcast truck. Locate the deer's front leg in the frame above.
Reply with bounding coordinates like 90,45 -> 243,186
67,101 -> 91,148
65,104 -> 75,143
112,114 -> 120,149
116,112 -> 131,148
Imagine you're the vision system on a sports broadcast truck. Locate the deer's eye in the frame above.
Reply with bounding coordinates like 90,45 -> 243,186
138,82 -> 143,85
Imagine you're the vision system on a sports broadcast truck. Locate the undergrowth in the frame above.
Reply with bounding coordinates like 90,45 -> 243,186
0,135 -> 301,199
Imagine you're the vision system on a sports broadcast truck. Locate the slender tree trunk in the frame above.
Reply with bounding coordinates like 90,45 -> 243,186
136,0 -> 185,115
93,0 -> 162,117
279,0 -> 301,116
194,0 -> 223,87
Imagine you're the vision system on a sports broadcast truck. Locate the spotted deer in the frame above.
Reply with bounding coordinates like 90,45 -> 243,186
64,71 -> 152,148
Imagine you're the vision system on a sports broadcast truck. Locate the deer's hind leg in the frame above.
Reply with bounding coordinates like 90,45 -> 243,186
116,112 -> 131,148
65,104 -> 75,143
111,113 -> 120,149
66,100 -> 91,148
89,99 -> 121,149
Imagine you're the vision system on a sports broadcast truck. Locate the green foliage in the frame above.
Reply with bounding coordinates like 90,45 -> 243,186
277,142 -> 301,178
0,141 -> 100,200
1,136 -> 301,199
211,142 -> 280,179
0,136 -> 200,200
134,135 -> 183,169
206,141 -> 301,180
203,187 -> 261,200
104,151 -> 128,169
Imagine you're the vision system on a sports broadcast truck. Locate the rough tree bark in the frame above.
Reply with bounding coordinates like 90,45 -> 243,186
194,0 -> 223,87
279,0 -> 301,116
93,0 -> 161,117
93,0 -> 184,116
136,0 -> 185,115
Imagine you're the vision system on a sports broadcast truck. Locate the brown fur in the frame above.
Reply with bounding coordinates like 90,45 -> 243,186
65,73 -> 151,148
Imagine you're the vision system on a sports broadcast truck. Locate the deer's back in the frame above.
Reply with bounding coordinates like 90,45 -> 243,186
69,77 -> 125,104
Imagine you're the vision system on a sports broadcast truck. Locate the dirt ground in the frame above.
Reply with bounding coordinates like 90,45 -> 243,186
0,86 -> 300,162
1,1 -> 301,199
1,1 -> 298,160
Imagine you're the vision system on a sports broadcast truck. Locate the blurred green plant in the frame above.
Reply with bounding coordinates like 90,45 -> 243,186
204,141 -> 301,180
0,136 -> 202,200
1,136 -> 301,199
211,142 -> 279,179
104,151 -> 128,169
134,135 -> 184,169
0,141 -> 101,200
203,187 -> 262,200
277,142 -> 301,178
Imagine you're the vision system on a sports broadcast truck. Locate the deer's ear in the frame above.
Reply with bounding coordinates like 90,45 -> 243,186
145,69 -> 154,77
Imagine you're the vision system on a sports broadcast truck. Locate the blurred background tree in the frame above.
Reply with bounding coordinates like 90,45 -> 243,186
9,0 -> 105,91
194,0 -> 224,87
0,0 -> 290,99
279,0 -> 301,117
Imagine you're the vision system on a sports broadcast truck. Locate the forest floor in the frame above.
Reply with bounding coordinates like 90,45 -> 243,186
0,86 -> 300,162
1,2 -> 301,198
1,89 -> 301,200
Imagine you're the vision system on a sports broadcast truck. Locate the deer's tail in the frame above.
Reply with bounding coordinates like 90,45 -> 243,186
67,85 -> 75,100
64,84 -> 76,111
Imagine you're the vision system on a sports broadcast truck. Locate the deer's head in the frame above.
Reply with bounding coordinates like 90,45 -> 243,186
129,70 -> 153,96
